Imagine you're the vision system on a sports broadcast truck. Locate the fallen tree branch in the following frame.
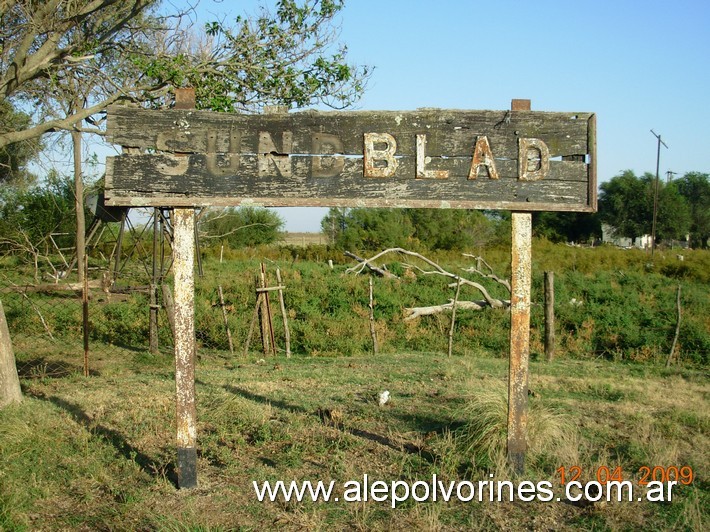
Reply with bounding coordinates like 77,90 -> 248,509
347,248 -> 505,308
462,254 -> 511,293
344,251 -> 398,279
405,300 -> 500,321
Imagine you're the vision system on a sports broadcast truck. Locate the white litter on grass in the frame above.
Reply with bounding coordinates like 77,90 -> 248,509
378,390 -> 390,407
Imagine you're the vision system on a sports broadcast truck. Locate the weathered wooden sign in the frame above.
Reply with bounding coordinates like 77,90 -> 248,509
105,106 -> 596,212
103,96 -> 596,488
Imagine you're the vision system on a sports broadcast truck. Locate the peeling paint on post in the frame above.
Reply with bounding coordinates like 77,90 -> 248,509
507,98 -> 532,475
508,211 -> 531,474
173,207 -> 197,488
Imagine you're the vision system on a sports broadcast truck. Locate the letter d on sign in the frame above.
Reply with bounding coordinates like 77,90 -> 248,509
518,138 -> 550,181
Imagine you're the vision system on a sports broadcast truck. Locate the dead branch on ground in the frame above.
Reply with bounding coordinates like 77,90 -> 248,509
345,248 -> 510,320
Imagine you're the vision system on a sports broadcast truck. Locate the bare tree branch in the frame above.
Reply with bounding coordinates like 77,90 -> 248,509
345,247 -> 511,321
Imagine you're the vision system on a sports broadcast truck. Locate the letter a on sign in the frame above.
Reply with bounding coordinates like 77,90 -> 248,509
468,136 -> 499,180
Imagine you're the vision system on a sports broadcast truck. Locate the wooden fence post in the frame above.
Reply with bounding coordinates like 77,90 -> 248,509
150,208 -> 160,354
276,269 -> 291,358
666,284 -> 682,368
218,285 -> 234,354
544,271 -> 555,362
369,277 -> 378,355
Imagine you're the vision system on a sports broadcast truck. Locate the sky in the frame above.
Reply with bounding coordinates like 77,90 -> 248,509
159,1 -> 710,231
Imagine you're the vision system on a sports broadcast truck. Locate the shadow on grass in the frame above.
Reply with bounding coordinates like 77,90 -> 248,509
28,391 -> 178,487
17,357 -> 100,379
223,384 -> 437,463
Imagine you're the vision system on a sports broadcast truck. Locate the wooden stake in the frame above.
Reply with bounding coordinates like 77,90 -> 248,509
666,284 -> 682,368
218,285 -> 234,354
369,277 -> 378,355
276,269 -> 291,358
258,270 -> 272,356
544,271 -> 555,362
448,276 -> 462,358
161,284 -> 176,341
244,288 -> 260,356
82,253 -> 89,377
150,208 -> 160,354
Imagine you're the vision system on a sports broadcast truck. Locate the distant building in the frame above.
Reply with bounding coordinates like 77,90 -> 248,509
601,224 -> 651,249
601,224 -> 689,249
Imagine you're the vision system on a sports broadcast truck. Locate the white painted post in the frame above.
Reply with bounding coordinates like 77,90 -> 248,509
173,207 -> 197,488
507,99 -> 532,475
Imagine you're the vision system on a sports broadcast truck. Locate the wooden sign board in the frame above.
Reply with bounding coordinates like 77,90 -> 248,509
105,106 -> 596,212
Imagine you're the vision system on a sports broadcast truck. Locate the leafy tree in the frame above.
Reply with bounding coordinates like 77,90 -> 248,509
407,209 -> 495,250
533,212 -> 602,244
0,100 -> 40,185
0,172 -> 80,279
598,170 -> 690,245
321,208 -> 414,250
199,206 -> 284,248
0,0 -> 370,148
321,208 -> 497,251
674,172 -> 710,248
598,170 -> 649,242
656,180 -> 692,242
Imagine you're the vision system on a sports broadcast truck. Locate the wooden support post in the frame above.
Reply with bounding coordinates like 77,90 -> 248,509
544,271 -> 555,362
275,269 -> 291,358
507,98 -> 532,475
173,207 -> 197,488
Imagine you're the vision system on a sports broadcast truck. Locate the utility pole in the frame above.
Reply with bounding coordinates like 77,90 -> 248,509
666,170 -> 677,184
650,130 -> 668,257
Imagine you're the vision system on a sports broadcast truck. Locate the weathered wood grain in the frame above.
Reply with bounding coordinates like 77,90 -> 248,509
107,106 -> 592,159
104,106 -> 596,211
105,155 -> 591,211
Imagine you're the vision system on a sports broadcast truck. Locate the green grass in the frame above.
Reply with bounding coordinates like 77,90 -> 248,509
1,242 -> 708,529
1,346 -> 707,530
2,243 -> 708,365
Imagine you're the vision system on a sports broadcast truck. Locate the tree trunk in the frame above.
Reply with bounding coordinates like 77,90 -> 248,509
0,300 -> 22,407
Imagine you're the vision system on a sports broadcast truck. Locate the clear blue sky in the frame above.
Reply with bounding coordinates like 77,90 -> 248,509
193,1 -> 710,231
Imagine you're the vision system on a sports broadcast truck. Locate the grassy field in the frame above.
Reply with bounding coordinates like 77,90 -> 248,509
1,344 -> 707,530
1,242 -> 708,529
279,232 -> 327,247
